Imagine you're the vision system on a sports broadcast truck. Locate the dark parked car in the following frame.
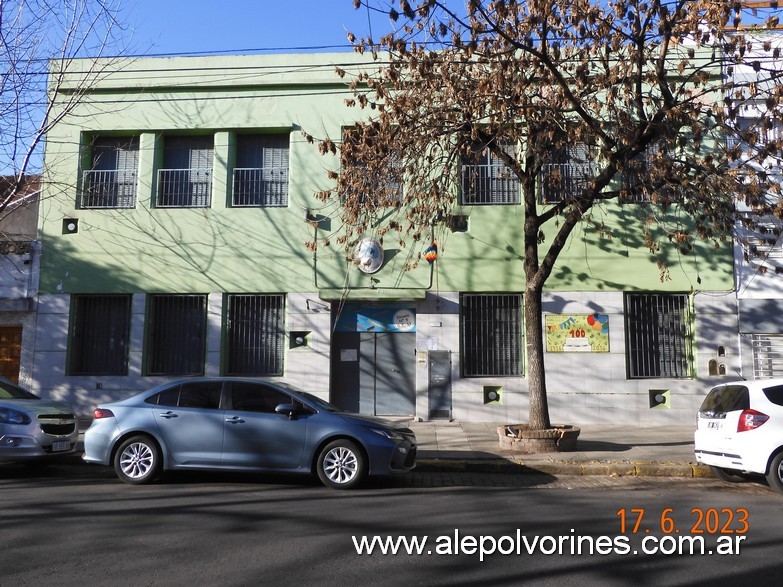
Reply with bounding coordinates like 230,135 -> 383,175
0,377 -> 79,463
83,378 -> 416,488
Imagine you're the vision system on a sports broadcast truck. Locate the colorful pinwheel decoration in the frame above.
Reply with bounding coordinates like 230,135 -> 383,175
424,241 -> 438,264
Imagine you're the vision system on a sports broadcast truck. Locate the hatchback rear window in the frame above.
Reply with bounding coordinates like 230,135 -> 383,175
699,385 -> 750,416
763,384 -> 783,407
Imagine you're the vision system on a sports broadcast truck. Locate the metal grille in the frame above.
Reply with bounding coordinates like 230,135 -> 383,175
625,293 -> 692,378
739,214 -> 783,271
461,294 -> 523,376
157,136 -> 213,207
619,142 -> 682,204
620,147 -> 656,202
752,334 -> 783,379
461,147 -> 519,205
540,162 -> 596,203
80,137 -> 138,208
233,134 -> 289,206
540,143 -> 596,203
146,294 -> 207,375
225,294 -> 285,376
69,295 -> 131,375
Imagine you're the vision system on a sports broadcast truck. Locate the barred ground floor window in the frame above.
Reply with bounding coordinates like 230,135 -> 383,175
460,293 -> 523,377
224,294 -> 285,376
752,334 -> 783,379
69,294 -> 131,375
625,293 -> 692,379
146,294 -> 208,376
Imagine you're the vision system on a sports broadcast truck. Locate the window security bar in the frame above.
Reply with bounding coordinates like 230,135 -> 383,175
226,294 -> 285,376
232,167 -> 289,207
157,168 -> 212,207
540,162 -> 596,203
461,162 -> 520,205
461,293 -> 523,377
752,334 -> 783,379
625,293 -> 691,379
80,170 -> 137,208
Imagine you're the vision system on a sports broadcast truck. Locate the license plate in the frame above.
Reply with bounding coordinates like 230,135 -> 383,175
707,421 -> 720,430
51,441 -> 71,452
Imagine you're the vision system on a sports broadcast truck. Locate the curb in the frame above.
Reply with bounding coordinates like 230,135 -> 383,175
415,458 -> 713,479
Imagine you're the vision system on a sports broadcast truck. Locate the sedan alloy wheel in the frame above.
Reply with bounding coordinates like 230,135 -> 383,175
317,440 -> 367,489
114,435 -> 161,484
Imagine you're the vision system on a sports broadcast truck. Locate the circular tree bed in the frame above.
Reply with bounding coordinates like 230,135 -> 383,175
498,424 -> 581,454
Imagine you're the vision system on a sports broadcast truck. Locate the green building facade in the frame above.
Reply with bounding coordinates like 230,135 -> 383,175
34,52 -> 738,423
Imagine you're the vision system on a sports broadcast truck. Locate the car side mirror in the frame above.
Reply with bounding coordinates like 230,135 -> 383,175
275,403 -> 299,419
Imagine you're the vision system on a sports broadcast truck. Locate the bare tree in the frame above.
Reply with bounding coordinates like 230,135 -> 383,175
0,0 -> 128,220
310,0 -> 783,429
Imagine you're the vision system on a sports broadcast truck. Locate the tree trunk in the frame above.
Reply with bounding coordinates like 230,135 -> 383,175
524,284 -> 551,430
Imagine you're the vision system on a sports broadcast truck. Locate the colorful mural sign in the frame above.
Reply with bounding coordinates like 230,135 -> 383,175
546,314 -> 609,353
335,306 -> 417,333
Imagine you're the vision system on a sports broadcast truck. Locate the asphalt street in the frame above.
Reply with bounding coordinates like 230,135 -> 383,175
1,460 -> 781,586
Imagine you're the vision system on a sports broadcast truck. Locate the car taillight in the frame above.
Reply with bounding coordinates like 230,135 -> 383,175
737,409 -> 769,432
93,408 -> 115,419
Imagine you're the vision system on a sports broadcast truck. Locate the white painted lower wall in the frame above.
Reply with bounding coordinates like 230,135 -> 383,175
28,289 -> 740,424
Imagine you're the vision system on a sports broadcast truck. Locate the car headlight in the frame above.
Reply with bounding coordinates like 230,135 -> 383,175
0,407 -> 32,425
371,428 -> 405,441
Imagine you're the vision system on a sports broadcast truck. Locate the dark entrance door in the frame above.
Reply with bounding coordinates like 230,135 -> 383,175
331,305 -> 416,416
428,350 -> 452,419
359,331 -> 415,416
0,326 -> 22,383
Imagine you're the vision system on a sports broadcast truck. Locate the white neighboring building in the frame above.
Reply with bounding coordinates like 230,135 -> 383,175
730,33 -> 783,379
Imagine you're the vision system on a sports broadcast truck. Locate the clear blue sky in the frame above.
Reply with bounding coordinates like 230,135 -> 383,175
121,0 -> 404,56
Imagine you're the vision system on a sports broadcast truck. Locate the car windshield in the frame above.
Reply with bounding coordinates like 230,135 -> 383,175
0,378 -> 39,400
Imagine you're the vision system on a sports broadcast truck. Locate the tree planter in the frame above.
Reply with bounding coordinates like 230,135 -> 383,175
498,424 -> 581,454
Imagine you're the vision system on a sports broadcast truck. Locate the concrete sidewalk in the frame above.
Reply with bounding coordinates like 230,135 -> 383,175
409,422 -> 710,478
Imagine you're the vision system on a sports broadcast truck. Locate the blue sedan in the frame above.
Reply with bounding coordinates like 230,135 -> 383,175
83,378 -> 416,488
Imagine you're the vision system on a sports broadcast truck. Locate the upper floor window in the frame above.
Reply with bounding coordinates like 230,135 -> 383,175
620,141 -> 682,204
732,116 -> 783,160
540,143 -> 596,204
69,294 -> 131,375
738,214 -> 783,273
233,134 -> 290,207
461,145 -> 519,205
80,137 -> 139,208
340,127 -> 403,205
157,135 -> 213,208
625,293 -> 692,379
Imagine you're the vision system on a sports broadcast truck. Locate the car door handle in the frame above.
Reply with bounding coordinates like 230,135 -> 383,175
158,411 -> 178,419
225,416 -> 245,424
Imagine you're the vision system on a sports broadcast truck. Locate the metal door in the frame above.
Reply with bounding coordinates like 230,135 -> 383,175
0,326 -> 22,383
428,350 -> 452,419
359,332 -> 416,416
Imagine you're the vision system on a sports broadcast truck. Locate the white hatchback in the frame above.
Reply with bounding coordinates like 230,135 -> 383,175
694,379 -> 783,493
